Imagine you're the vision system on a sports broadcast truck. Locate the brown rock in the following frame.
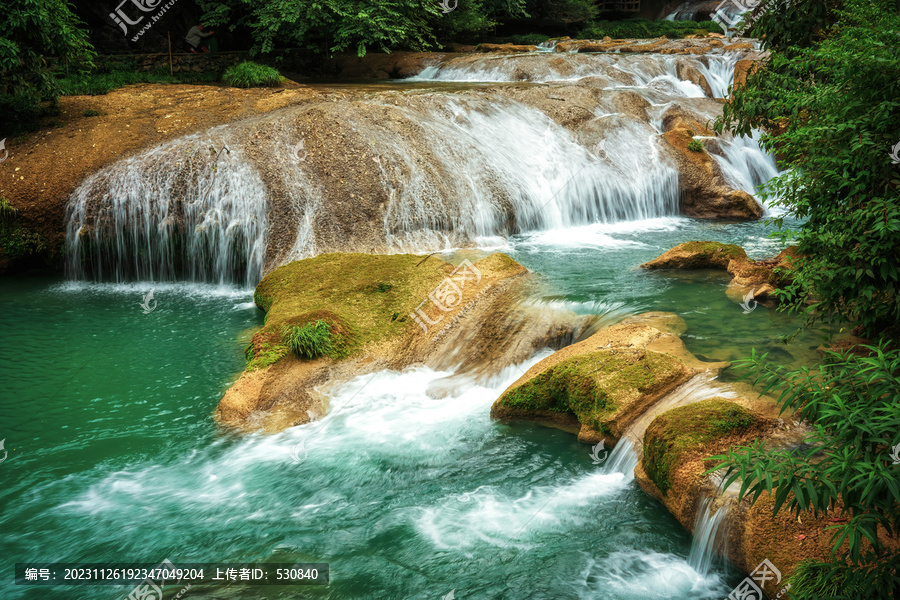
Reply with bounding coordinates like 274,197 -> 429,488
477,43 -> 537,53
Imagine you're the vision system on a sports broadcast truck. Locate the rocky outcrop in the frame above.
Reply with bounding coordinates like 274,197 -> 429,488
663,128 -> 764,219
640,241 -> 799,300
217,252 -> 585,431
634,397 -> 843,599
553,36 -> 757,55
490,312 -> 726,444
476,43 -> 537,53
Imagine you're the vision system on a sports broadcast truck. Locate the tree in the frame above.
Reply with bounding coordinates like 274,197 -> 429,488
0,0 -> 94,134
197,0 -> 444,56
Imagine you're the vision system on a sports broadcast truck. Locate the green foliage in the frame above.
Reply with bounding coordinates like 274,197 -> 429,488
284,320 -> 335,359
82,109 -> 99,117
787,560 -> 867,598
0,0 -> 94,134
489,33 -> 551,45
525,0 -> 593,26
0,197 -> 48,262
57,68 -> 220,96
748,0 -> 834,52
717,0 -> 900,338
222,61 -> 282,88
577,19 -> 717,40
687,138 -> 704,153
0,198 -> 18,224
709,345 -> 900,598
199,0 -> 444,57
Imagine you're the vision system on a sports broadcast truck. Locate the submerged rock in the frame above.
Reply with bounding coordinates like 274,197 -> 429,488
640,241 -> 798,300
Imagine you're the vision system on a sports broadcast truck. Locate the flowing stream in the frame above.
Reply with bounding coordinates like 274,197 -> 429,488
0,50 -> 818,600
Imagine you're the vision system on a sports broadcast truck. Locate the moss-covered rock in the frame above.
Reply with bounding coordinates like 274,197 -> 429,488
218,251 -> 536,432
640,241 -> 800,303
497,349 -> 688,438
642,398 -> 757,495
490,319 -> 703,443
640,241 -> 748,270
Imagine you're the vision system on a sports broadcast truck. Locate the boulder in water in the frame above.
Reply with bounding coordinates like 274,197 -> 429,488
489,316 -> 722,445
216,252 -> 576,432
640,241 -> 798,301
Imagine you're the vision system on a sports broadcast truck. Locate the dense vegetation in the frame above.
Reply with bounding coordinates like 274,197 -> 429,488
0,0 -> 94,134
714,0 -> 900,596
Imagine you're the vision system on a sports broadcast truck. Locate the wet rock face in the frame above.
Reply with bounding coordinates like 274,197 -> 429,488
63,50 -> 770,282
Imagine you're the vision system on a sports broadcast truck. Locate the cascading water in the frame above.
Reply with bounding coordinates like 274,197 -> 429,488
688,496 -> 732,576
372,98 -> 681,252
62,50 -> 777,289
65,132 -> 268,287
409,52 -> 742,99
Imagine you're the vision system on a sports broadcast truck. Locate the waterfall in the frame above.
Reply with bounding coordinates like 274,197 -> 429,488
375,98 -> 681,253
65,132 -> 268,287
604,437 -> 640,478
408,53 -> 742,100
62,51 -> 777,284
713,130 -> 780,213
688,496 -> 731,576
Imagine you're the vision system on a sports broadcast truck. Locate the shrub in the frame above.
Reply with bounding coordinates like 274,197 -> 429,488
688,138 -> 705,152
83,109 -> 99,117
284,320 -> 334,359
222,62 -> 282,88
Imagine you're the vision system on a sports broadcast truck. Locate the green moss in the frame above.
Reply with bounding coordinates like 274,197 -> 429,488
244,253 -> 458,370
498,350 -> 685,433
642,399 -> 757,495
680,241 -> 747,261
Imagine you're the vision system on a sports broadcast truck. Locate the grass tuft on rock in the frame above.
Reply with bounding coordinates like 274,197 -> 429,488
284,320 -> 335,359
642,398 -> 756,495
223,61 -> 282,88
688,138 -> 705,152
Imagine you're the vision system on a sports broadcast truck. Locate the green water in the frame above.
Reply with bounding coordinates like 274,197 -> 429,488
0,217 -> 825,600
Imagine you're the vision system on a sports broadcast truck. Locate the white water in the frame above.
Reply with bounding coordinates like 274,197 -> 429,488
65,132 -> 268,287
410,54 -> 741,98
688,496 -> 731,575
